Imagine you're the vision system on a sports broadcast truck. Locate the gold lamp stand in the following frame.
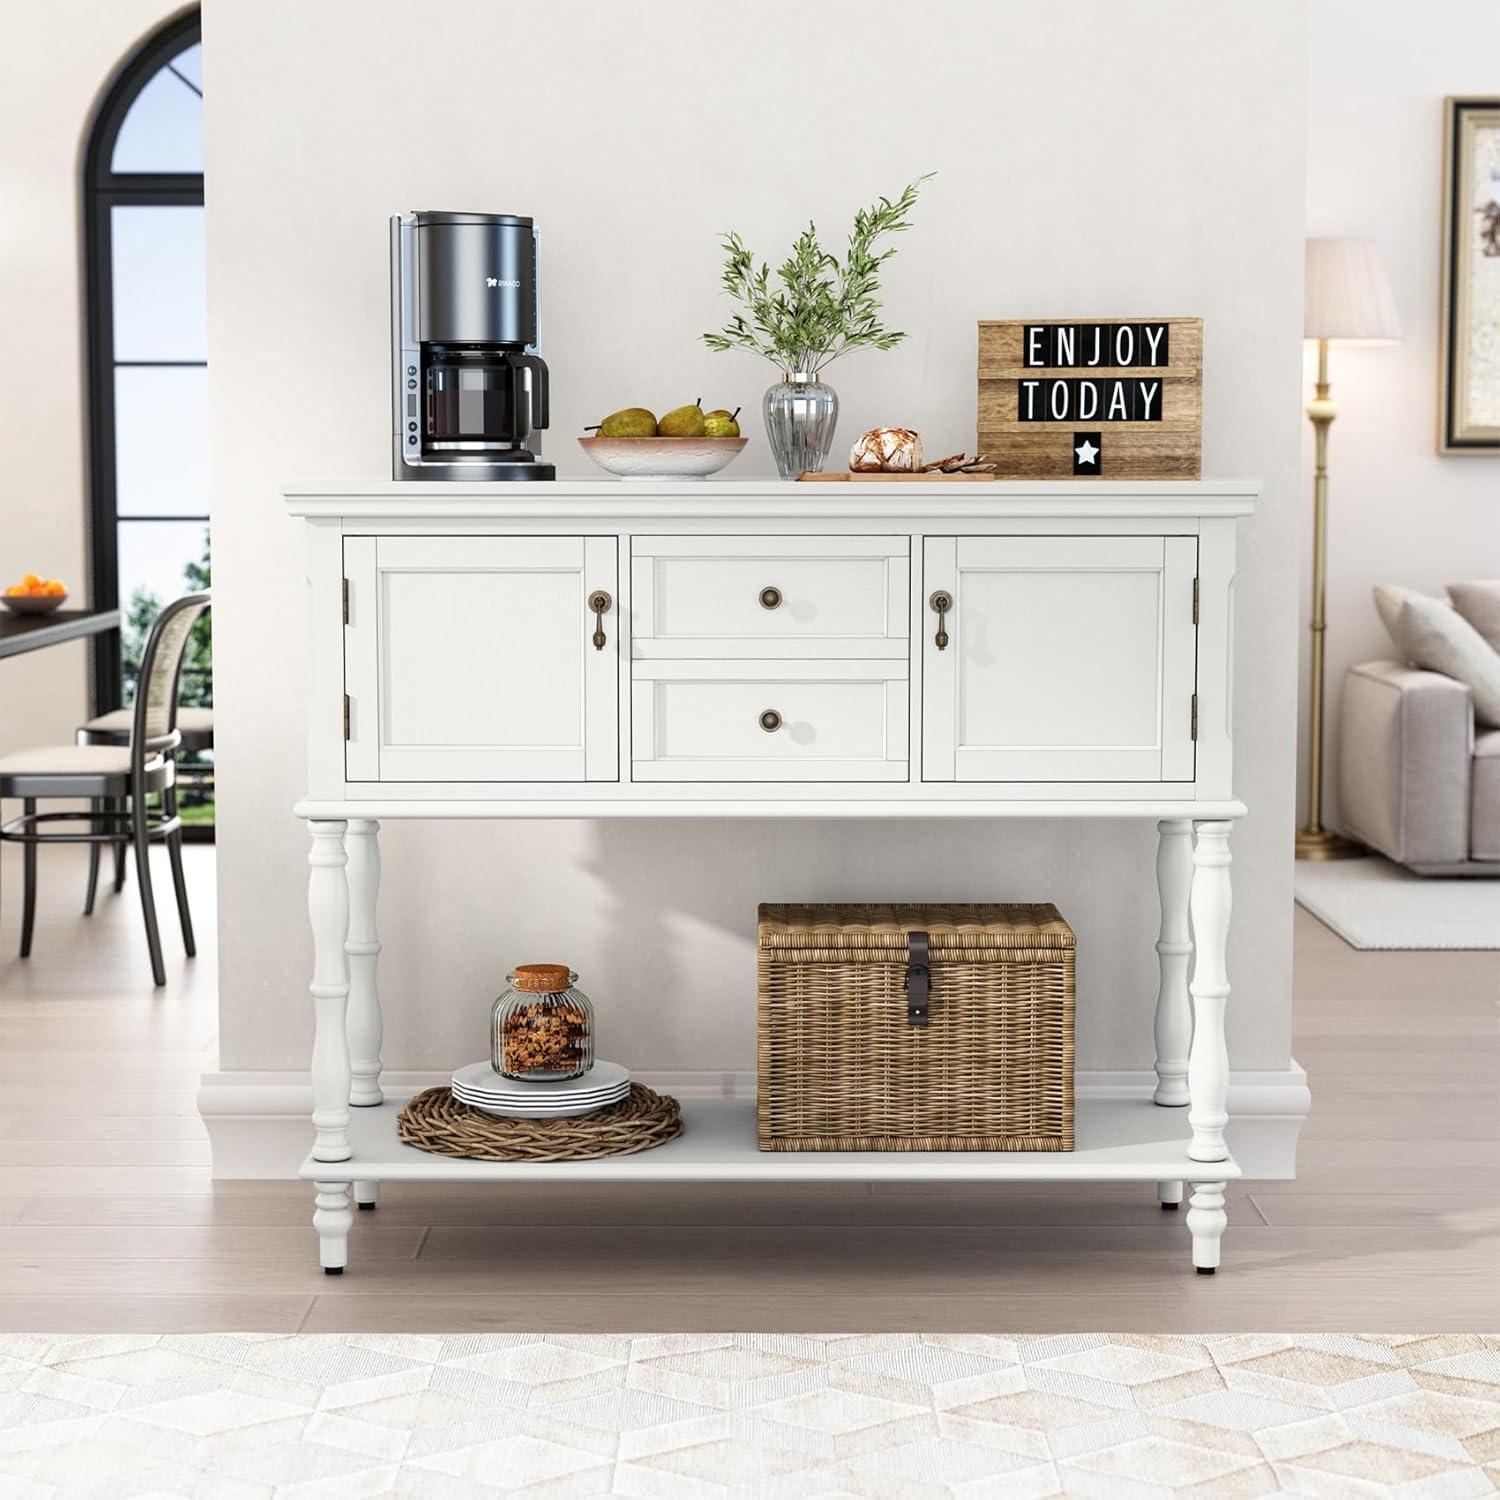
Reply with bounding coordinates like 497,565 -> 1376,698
1296,338 -> 1364,860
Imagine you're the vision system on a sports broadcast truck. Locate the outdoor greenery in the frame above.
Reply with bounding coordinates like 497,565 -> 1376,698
123,526 -> 214,829
703,175 -> 932,377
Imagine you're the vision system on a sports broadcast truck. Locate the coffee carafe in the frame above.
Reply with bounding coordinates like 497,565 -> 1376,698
391,212 -> 555,481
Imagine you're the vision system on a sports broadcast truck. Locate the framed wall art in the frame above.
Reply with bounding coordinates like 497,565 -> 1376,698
1440,97 -> 1500,453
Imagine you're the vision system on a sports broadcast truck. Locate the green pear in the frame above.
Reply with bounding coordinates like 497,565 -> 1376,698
595,407 -> 658,438
703,405 -> 741,437
658,401 -> 707,438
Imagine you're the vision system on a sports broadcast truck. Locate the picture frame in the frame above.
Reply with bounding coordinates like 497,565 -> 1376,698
1439,97 -> 1500,454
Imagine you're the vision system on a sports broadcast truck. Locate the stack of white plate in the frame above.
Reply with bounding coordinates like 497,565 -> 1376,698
449,1059 -> 631,1119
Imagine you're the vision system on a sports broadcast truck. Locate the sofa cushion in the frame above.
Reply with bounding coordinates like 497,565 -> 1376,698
1448,580 -> 1500,656
1473,729 -> 1500,861
1373,584 -> 1500,727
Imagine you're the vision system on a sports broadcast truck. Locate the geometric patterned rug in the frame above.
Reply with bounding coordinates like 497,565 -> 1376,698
0,1332 -> 1497,1497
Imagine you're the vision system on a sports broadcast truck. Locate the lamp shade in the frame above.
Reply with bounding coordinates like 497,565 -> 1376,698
1304,237 -> 1402,343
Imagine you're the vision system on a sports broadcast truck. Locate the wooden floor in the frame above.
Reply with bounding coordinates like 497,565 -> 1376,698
0,843 -> 1496,1333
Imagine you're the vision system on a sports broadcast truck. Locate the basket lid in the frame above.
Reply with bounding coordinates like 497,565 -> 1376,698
757,902 -> 1074,957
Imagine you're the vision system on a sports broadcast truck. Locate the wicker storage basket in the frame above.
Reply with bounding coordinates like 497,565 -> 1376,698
757,902 -> 1075,1151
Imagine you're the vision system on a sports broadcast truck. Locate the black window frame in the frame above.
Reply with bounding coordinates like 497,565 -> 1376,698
82,7 -> 205,715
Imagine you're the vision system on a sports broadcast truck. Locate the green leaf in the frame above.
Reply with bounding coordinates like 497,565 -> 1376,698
701,174 -> 933,373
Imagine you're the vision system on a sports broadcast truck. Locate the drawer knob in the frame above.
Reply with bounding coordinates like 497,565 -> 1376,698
929,590 -> 953,650
759,586 -> 783,610
759,709 -> 783,733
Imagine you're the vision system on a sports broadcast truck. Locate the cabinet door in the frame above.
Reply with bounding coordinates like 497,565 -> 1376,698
344,535 -> 617,782
923,535 -> 1197,782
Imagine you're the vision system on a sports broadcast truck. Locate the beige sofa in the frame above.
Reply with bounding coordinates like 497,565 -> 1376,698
1340,660 -> 1500,874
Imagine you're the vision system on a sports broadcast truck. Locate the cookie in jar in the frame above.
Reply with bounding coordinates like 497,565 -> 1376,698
491,964 -> 595,1081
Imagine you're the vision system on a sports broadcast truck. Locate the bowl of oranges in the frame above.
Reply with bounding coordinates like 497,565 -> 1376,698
3,574 -> 68,615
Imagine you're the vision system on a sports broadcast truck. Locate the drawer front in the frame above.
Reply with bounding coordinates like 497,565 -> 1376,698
632,660 -> 908,781
632,536 -> 908,658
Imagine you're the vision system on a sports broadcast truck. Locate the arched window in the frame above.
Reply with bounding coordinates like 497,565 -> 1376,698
83,9 -> 211,830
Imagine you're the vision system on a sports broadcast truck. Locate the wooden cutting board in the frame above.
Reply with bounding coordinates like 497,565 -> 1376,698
796,471 -> 995,482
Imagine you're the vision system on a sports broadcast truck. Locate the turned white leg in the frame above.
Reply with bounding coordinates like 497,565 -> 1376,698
314,1181 -> 353,1272
1152,818 -> 1193,1106
1158,1180 -> 1183,1209
1184,820 -> 1232,1273
345,818 -> 384,1107
1188,1182 -> 1227,1272
353,1181 -> 380,1210
308,818 -> 352,1167
1187,820 -> 1232,1164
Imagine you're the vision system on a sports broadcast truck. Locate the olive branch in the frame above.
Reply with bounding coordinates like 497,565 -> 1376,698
703,175 -> 933,377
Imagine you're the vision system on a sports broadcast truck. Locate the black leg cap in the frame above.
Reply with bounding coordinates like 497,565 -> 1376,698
1196,1265 -> 1216,1275
358,1201 -> 376,1211
324,1265 -> 344,1275
1160,1202 -> 1180,1211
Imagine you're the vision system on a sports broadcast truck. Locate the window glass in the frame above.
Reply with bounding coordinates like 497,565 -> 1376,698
114,366 -> 208,516
111,205 -> 206,361
117,520 -> 210,710
110,45 -> 202,173
117,519 -> 206,622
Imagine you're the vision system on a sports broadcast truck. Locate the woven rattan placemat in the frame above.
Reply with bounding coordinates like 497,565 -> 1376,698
396,1083 -> 683,1162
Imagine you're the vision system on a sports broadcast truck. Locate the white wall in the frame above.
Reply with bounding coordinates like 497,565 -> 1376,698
0,1 -> 186,757
204,0 -> 1308,1080
1304,1 -> 1500,829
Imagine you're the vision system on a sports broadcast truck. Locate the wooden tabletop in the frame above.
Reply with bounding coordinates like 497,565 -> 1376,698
0,607 -> 121,660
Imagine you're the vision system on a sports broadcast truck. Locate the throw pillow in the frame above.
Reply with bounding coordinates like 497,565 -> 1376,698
1448,580 -> 1500,655
1372,583 -> 1500,726
1372,583 -> 1421,643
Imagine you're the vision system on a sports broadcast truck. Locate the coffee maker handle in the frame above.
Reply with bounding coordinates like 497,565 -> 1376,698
517,353 -> 549,431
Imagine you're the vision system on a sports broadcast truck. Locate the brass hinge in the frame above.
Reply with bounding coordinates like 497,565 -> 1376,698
342,694 -> 350,741
1192,577 -> 1199,625
1190,693 -> 1199,741
342,578 -> 349,625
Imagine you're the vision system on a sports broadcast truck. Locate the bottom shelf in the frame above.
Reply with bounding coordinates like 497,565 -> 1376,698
300,1097 -> 1240,1185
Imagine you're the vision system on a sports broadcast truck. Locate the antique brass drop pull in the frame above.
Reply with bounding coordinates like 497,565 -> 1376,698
759,586 -> 782,610
588,590 -> 612,651
929,590 -> 952,650
759,709 -> 783,732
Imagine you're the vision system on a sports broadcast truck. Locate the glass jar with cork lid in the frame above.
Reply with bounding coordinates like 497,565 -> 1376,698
491,964 -> 595,1081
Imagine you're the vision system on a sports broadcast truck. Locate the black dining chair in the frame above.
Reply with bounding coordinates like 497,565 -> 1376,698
76,690 -> 213,909
0,591 -> 210,986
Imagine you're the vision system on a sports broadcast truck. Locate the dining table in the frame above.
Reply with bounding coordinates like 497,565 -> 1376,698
0,607 -> 121,661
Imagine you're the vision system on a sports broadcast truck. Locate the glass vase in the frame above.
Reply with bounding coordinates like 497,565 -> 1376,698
763,372 -> 838,480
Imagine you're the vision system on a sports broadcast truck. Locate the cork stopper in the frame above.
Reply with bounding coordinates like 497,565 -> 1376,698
512,963 -> 572,993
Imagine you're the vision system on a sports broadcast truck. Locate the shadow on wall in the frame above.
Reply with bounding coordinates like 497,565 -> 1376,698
368,817 -> 1160,1076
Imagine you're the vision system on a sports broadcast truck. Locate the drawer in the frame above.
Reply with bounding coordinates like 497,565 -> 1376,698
632,660 -> 908,781
631,536 -> 908,658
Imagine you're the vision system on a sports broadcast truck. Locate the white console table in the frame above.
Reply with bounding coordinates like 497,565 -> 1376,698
287,478 -> 1256,1275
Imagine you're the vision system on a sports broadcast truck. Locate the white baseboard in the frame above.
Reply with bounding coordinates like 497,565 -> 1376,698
199,1064 -> 1310,1181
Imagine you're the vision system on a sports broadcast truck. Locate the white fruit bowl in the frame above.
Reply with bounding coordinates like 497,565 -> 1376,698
578,435 -> 747,481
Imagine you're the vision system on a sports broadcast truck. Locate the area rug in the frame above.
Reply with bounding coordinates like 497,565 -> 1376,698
1295,856 -> 1500,950
0,1332 -> 1497,1495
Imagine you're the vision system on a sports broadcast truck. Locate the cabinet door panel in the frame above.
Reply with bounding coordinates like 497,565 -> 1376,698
923,535 -> 1197,782
344,535 -> 618,782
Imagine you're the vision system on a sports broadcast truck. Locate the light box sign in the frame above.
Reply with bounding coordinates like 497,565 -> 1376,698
978,317 -> 1202,478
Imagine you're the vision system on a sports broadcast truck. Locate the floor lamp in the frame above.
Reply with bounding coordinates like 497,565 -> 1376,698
1297,238 -> 1402,860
